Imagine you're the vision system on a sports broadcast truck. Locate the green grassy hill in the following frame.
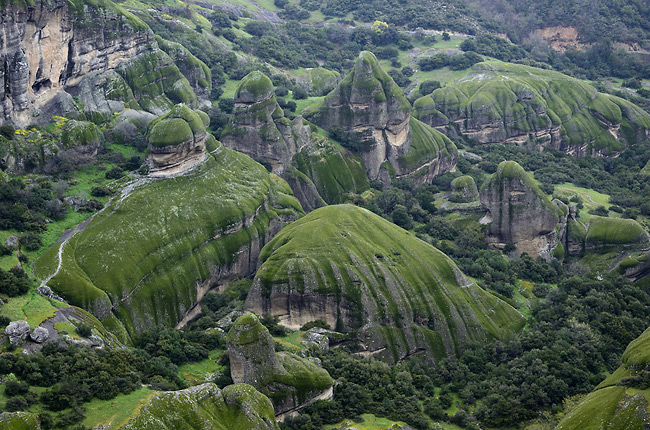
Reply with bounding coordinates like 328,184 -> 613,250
246,204 -> 525,362
33,138 -> 303,342
557,327 -> 650,430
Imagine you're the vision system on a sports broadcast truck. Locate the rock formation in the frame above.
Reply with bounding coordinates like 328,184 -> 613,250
306,51 -> 458,184
227,313 -> 333,414
414,61 -> 650,156
33,139 -> 304,340
0,412 -> 41,430
0,0 -> 199,127
584,216 -> 649,250
5,320 -> 31,347
450,175 -> 479,202
294,68 -> 341,96
30,326 -> 49,343
246,205 -> 525,363
221,71 -> 308,174
480,161 -> 565,259
120,383 -> 279,430
147,104 -> 208,175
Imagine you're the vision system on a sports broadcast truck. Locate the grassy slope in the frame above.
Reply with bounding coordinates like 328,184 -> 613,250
252,204 -> 524,361
418,60 -> 650,153
33,141 -> 303,339
557,327 -> 650,430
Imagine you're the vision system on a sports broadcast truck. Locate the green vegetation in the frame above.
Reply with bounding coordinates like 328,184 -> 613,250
33,145 -> 303,339
81,387 -> 157,430
585,216 -> 649,246
147,104 -> 205,147
250,204 -> 524,362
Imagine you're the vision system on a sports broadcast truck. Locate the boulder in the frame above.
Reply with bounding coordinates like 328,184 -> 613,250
4,235 -> 18,247
300,328 -> 329,353
479,161 -> 563,260
30,327 -> 49,343
5,321 -> 30,347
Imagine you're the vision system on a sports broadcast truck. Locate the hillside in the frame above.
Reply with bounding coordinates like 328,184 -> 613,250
246,204 -> 525,362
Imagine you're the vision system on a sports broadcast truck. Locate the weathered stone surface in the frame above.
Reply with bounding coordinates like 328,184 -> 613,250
0,411 -> 41,430
221,71 -> 310,174
5,320 -> 31,347
227,313 -> 333,414
306,51 -> 457,184
146,104 -> 207,175
0,0 -> 198,127
294,68 -> 341,96
246,205 -> 525,363
30,326 -> 49,343
480,161 -> 563,260
300,328 -> 329,353
4,235 -> 18,247
415,61 -> 650,157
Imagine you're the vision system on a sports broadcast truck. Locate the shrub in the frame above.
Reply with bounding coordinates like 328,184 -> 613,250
76,322 -> 92,338
300,320 -> 331,331
292,86 -> 308,100
105,167 -> 124,179
20,233 -> 42,251
91,186 -> 113,197
5,396 -> 28,411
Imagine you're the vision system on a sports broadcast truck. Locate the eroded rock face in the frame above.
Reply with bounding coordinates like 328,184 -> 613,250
246,205 -> 525,363
450,175 -> 479,202
5,320 -> 31,347
227,313 -> 333,414
480,161 -> 563,260
221,71 -> 310,174
147,104 -> 208,175
0,0 -> 197,127
415,61 -> 650,157
306,51 -> 457,184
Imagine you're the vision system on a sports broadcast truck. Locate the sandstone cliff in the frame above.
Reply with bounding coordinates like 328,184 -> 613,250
306,51 -> 458,184
0,0 -> 199,127
227,313 -> 333,415
246,205 -> 525,363
479,161 -> 565,260
414,61 -> 650,156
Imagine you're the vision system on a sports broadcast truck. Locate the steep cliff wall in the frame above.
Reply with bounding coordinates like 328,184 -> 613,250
0,0 -> 197,126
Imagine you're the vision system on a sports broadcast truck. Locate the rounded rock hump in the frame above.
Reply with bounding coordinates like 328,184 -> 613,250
451,175 -> 479,202
236,71 -> 274,104
148,103 -> 206,148
246,204 -> 524,363
146,103 -> 209,174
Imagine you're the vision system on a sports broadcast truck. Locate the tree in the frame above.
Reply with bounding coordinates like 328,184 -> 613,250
442,32 -> 451,41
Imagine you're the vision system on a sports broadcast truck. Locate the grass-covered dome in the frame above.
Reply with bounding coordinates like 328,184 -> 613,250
235,71 -> 274,104
147,103 -> 206,148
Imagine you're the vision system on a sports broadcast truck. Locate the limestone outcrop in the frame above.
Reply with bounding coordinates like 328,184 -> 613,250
246,205 -> 525,363
480,161 -> 565,259
0,0 -> 198,127
227,313 -> 333,414
306,51 -> 458,184
414,61 -> 650,156
221,71 -> 308,174
147,104 -> 208,175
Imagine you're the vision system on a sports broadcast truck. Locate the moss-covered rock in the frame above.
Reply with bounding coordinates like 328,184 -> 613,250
585,216 -> 649,249
0,412 -> 40,430
305,51 -> 457,183
146,103 -> 207,173
556,327 -> 650,430
246,204 -> 524,363
33,142 -> 304,340
480,161 -> 565,260
227,313 -> 333,414
221,71 -> 306,174
61,119 -> 102,149
106,109 -> 156,146
450,175 -> 479,202
294,68 -> 341,96
415,61 -> 650,156
120,383 -> 279,430
157,36 -> 211,99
